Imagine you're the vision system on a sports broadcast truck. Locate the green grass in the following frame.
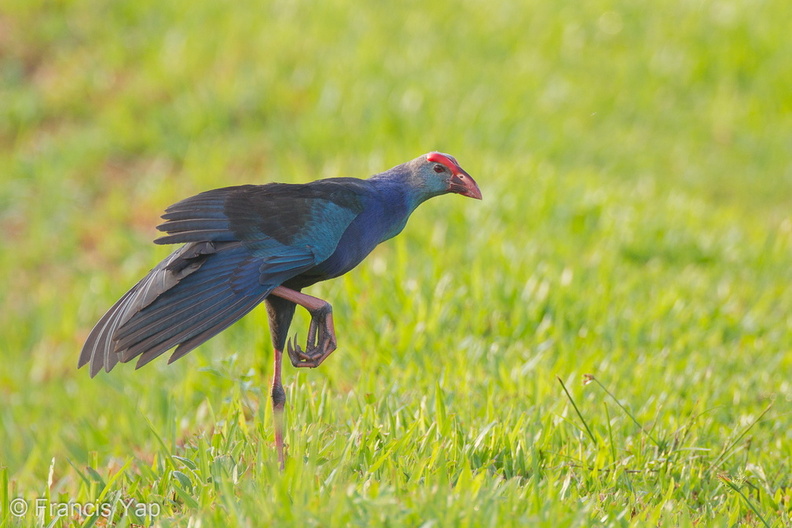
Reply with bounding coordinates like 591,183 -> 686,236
2,0 -> 792,526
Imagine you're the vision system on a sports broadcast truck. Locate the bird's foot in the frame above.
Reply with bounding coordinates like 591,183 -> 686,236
286,311 -> 337,368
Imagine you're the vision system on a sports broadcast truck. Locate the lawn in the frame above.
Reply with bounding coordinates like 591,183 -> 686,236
1,0 -> 791,526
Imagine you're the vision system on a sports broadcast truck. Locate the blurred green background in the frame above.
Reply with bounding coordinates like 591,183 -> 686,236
1,0 -> 791,526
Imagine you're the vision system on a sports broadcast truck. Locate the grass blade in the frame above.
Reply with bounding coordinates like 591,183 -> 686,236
557,376 -> 596,445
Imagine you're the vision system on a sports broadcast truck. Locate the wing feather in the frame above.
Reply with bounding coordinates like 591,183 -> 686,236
80,180 -> 369,374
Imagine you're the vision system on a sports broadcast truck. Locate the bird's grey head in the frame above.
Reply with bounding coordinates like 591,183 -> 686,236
404,152 -> 482,200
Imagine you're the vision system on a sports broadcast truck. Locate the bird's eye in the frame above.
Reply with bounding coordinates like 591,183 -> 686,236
433,164 -> 445,173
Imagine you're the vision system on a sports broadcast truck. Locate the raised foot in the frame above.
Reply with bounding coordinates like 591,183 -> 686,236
286,311 -> 337,368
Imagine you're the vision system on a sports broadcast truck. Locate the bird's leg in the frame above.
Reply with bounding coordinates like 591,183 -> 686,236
270,286 -> 337,368
271,347 -> 286,470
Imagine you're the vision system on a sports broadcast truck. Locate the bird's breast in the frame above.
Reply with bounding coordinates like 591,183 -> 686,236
314,199 -> 409,279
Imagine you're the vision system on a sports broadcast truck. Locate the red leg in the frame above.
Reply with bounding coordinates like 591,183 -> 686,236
270,286 -> 338,368
271,348 -> 286,470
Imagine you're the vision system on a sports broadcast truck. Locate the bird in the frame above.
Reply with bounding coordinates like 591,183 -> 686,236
79,152 -> 482,468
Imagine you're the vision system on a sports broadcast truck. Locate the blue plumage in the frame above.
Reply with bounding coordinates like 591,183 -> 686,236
79,152 -> 481,378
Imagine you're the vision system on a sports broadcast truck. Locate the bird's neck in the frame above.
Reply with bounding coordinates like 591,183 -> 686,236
368,170 -> 444,214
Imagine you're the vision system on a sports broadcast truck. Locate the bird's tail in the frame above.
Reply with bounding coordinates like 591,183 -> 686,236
78,241 -> 270,377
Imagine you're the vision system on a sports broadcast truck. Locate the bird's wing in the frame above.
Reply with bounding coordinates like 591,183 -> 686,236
79,181 -> 366,376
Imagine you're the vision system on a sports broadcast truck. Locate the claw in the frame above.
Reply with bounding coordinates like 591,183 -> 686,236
284,312 -> 338,368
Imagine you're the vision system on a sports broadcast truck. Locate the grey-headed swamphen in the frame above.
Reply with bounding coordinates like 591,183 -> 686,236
79,152 -> 482,468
